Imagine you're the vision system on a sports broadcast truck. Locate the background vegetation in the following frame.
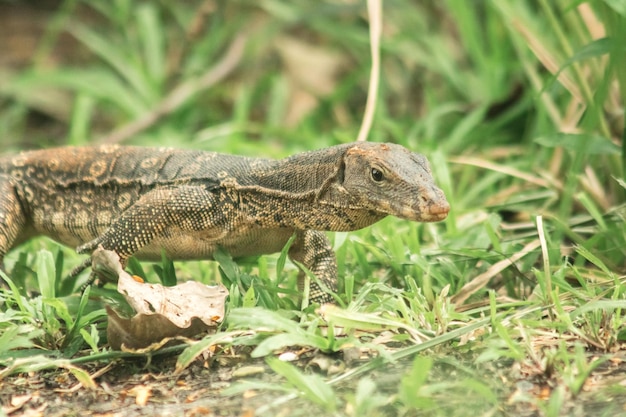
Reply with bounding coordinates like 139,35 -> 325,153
0,0 -> 625,416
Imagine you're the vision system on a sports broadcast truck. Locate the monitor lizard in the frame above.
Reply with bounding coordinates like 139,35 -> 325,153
0,142 -> 449,304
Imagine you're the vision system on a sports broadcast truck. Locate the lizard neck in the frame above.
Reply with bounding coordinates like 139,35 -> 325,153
238,144 -> 387,231
247,144 -> 351,195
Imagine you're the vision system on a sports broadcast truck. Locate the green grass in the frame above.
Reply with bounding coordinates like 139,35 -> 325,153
1,0 -> 625,415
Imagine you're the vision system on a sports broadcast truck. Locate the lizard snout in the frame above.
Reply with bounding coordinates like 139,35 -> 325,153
409,186 -> 450,222
425,199 -> 450,221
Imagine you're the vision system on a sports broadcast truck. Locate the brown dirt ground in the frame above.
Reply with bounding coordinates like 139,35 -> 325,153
3,350 -> 626,417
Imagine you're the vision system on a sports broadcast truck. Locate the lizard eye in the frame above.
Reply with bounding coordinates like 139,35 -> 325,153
370,167 -> 384,182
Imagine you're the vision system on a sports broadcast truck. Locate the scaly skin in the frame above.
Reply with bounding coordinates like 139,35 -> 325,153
0,142 -> 449,303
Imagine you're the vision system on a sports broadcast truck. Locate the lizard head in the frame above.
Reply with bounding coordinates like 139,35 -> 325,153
334,142 -> 450,222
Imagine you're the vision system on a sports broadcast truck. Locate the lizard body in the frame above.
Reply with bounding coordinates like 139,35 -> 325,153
0,142 -> 449,303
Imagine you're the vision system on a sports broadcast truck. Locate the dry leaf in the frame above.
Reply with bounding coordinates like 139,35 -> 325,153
117,270 -> 227,329
128,384 -> 152,406
231,366 -> 265,378
91,248 -> 228,350
106,306 -> 215,350
2,394 -> 32,415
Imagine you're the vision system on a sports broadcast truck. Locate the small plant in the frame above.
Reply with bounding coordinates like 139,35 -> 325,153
0,251 -> 106,357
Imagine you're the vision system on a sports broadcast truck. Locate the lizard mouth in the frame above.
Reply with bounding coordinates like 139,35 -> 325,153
423,200 -> 450,221
397,199 -> 450,222
420,211 -> 449,222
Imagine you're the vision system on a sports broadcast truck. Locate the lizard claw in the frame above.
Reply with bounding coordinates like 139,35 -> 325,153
69,257 -> 92,278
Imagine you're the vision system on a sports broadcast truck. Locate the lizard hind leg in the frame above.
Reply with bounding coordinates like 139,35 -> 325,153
289,230 -> 338,304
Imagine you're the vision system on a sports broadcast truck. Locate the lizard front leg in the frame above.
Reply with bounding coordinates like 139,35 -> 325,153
289,230 -> 337,304
75,185 -> 226,270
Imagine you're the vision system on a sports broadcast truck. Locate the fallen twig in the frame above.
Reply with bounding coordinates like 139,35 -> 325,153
99,34 -> 246,144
